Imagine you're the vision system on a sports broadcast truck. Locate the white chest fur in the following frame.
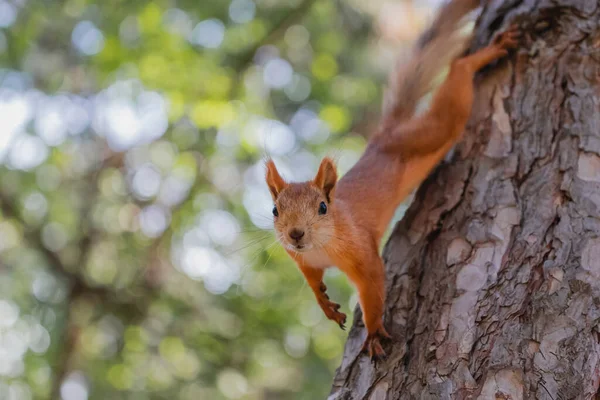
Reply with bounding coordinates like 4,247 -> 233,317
299,247 -> 334,269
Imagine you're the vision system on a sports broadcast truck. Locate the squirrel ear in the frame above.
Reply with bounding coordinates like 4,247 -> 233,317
314,157 -> 337,202
265,159 -> 287,200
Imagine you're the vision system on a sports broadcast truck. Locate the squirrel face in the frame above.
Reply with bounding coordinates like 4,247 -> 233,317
265,158 -> 337,253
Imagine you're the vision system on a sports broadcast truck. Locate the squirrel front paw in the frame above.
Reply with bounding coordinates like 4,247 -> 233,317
319,295 -> 346,330
361,326 -> 392,362
317,282 -> 347,329
319,299 -> 347,329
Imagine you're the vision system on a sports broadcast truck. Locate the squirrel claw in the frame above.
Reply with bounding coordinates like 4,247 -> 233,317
338,313 -> 347,330
361,327 -> 391,361
316,284 -> 346,328
320,299 -> 346,328
370,351 -> 387,364
379,326 -> 392,340
493,24 -> 521,50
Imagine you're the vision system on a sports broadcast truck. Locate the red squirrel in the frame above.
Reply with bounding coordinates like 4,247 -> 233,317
265,0 -> 519,360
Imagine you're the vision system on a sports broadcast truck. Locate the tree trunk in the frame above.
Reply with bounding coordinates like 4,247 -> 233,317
330,1 -> 600,399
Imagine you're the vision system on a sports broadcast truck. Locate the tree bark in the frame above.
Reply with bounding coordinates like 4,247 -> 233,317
330,1 -> 600,399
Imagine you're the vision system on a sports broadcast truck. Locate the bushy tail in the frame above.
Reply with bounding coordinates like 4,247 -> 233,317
381,0 -> 480,123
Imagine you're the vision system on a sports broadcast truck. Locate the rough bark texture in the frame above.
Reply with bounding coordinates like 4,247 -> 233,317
330,1 -> 600,399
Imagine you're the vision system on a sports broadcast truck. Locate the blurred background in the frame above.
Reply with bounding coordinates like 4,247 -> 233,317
0,0 -> 442,399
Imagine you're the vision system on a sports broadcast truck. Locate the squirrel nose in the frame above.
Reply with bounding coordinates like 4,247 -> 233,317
288,228 -> 305,241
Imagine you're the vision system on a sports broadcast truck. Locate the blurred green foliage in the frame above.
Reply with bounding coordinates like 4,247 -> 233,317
0,0 -> 427,399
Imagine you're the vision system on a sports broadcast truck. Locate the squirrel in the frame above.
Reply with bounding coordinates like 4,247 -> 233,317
265,0 -> 520,360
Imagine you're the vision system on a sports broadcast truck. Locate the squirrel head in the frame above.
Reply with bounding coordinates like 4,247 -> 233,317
265,158 -> 337,253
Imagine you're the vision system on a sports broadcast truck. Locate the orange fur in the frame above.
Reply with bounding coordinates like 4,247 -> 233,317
265,1 -> 520,360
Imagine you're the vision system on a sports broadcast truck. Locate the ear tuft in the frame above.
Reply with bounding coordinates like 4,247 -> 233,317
314,157 -> 337,202
265,159 -> 287,200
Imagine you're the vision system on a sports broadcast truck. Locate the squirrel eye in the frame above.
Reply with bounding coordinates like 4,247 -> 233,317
318,201 -> 327,215
272,205 -> 279,217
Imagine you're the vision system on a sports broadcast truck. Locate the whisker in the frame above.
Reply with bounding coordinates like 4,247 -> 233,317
236,227 -> 274,234
234,238 -> 282,295
259,241 -> 278,270
223,234 -> 272,257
